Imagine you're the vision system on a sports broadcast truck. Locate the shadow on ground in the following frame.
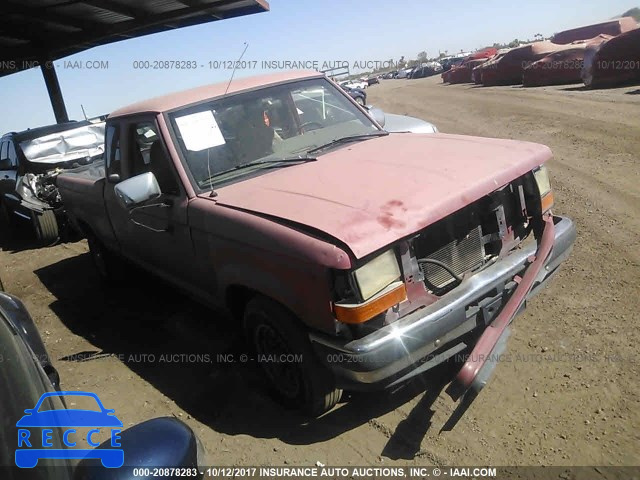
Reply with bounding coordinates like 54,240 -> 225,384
563,84 -> 640,93
0,215 -> 81,253
35,253 -> 462,458
561,85 -> 590,92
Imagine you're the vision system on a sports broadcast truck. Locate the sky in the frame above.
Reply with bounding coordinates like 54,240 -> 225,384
0,0 -> 635,133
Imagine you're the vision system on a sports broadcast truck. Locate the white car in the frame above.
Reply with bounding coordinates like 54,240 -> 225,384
339,80 -> 367,90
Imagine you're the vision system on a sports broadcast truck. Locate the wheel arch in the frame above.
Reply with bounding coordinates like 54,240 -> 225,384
225,284 -> 306,332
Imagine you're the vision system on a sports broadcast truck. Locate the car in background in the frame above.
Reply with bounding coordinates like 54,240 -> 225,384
367,76 -> 380,86
440,56 -> 466,72
0,120 -> 105,244
0,280 -> 206,477
339,79 -> 368,90
382,112 -> 439,134
383,70 -> 398,79
395,67 -> 415,79
338,86 -> 436,131
410,62 -> 444,79
340,85 -> 367,105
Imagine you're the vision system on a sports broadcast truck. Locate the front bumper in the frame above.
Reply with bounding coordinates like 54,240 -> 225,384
310,215 -> 576,390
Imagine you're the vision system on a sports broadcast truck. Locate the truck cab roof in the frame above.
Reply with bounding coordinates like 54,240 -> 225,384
109,70 -> 323,119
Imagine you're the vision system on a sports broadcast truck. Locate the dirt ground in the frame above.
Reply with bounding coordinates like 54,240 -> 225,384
1,77 -> 639,468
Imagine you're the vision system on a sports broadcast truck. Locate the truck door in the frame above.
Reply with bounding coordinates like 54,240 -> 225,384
104,116 -> 198,287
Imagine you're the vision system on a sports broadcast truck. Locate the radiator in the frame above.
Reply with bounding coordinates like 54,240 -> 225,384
419,225 -> 485,290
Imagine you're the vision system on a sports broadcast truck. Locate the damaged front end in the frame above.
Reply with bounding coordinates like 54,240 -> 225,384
312,167 -> 575,393
12,122 -> 105,235
16,169 -> 65,213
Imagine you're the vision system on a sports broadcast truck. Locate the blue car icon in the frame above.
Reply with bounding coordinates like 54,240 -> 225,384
16,391 -> 124,468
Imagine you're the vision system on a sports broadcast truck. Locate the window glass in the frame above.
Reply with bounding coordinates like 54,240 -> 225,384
169,78 -> 378,190
291,84 -> 360,127
130,122 -> 178,193
7,141 -> 17,166
0,141 -> 7,160
130,123 -> 159,177
105,125 -> 121,179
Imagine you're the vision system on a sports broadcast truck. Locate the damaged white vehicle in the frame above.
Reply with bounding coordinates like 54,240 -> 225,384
0,120 -> 105,244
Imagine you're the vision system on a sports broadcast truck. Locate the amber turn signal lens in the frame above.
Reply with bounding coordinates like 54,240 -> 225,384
334,283 -> 407,324
541,191 -> 554,213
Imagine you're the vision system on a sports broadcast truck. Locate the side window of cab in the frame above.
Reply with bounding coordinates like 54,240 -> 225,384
0,141 -> 7,168
0,139 -> 18,171
7,141 -> 18,167
129,122 -> 179,195
105,125 -> 121,181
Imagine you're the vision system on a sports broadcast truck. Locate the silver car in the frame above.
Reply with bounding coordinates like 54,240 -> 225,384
366,107 -> 438,134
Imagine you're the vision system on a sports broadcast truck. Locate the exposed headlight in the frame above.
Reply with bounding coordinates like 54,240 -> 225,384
534,165 -> 551,196
533,165 -> 554,213
353,249 -> 401,301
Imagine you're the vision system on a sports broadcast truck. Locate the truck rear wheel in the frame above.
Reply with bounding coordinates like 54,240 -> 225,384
244,296 -> 342,417
31,210 -> 59,245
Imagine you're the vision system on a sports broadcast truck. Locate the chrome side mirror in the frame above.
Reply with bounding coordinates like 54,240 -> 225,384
114,172 -> 161,209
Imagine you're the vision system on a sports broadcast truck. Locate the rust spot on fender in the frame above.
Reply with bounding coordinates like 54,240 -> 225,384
377,212 -> 406,230
377,199 -> 408,229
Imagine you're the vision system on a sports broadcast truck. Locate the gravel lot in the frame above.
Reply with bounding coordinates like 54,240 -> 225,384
1,76 -> 639,467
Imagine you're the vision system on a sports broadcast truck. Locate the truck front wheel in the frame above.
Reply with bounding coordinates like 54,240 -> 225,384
244,296 -> 342,417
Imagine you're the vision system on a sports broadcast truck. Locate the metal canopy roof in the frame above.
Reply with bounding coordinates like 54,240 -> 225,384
0,0 -> 269,76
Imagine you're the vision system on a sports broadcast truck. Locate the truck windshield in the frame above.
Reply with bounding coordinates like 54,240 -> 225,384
168,78 -> 379,190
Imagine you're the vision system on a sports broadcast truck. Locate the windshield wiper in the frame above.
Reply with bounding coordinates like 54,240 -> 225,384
200,156 -> 317,188
243,155 -> 318,168
307,131 -> 389,154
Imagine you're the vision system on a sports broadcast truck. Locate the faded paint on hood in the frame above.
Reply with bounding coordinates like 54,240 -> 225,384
209,133 -> 551,259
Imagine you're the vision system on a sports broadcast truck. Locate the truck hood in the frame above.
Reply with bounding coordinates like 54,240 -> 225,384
211,133 -> 551,259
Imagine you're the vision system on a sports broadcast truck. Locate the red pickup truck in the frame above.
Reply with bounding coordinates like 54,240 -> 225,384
58,71 -> 576,416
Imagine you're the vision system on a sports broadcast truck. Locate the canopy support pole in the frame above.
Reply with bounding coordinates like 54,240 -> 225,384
40,61 -> 69,123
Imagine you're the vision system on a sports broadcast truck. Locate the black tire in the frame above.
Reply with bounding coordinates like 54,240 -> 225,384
0,275 -> 4,291
31,210 -> 59,245
87,233 -> 125,283
244,296 -> 341,416
355,96 -> 365,106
